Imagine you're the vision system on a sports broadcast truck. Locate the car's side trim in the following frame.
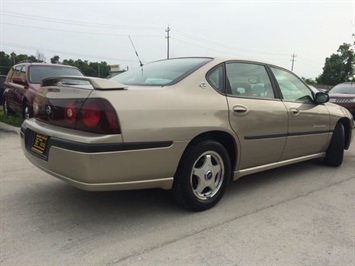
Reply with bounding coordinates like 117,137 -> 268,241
49,137 -> 173,153
244,133 -> 287,140
244,130 -> 332,140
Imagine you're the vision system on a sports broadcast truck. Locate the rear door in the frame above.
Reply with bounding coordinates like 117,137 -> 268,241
224,62 -> 288,169
269,66 -> 330,160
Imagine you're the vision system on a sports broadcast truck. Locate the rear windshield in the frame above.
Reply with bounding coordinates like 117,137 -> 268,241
110,57 -> 212,86
29,65 -> 83,83
329,84 -> 355,94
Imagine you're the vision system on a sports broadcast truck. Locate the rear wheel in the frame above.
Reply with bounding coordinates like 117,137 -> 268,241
22,101 -> 30,119
172,140 -> 231,211
324,123 -> 345,167
3,97 -> 11,116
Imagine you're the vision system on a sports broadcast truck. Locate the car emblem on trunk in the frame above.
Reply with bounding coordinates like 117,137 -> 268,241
45,105 -> 52,115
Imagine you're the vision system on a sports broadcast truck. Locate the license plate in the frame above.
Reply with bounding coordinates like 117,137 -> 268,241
31,133 -> 48,155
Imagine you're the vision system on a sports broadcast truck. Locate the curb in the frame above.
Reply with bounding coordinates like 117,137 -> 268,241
0,121 -> 20,135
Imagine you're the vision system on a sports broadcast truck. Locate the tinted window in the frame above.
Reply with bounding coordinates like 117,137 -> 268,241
271,67 -> 313,102
329,84 -> 355,94
28,66 -> 83,83
226,62 -> 275,99
110,58 -> 212,86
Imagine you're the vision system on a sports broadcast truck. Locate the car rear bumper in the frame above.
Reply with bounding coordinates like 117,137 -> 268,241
21,122 -> 187,191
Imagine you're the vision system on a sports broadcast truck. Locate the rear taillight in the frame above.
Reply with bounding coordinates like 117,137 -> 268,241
36,98 -> 121,134
65,103 -> 77,125
81,102 -> 100,128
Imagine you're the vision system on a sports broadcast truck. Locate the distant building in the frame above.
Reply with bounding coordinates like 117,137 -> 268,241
108,64 -> 126,78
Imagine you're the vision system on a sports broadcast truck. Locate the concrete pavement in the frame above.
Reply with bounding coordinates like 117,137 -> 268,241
1,122 -> 354,265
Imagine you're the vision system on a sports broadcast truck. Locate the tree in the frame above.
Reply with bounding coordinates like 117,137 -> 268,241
317,43 -> 355,85
302,77 -> 316,85
0,51 -> 111,77
50,55 -> 60,64
36,50 -> 46,62
0,51 -> 12,74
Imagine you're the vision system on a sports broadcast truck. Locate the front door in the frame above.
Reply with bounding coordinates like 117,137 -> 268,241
270,67 -> 331,160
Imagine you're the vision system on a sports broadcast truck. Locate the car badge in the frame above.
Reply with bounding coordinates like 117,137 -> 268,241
45,105 -> 52,115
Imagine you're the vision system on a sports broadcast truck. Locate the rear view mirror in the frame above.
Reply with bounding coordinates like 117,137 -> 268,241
315,92 -> 329,104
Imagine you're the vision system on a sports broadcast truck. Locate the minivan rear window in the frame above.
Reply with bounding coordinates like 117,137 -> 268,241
29,66 -> 83,83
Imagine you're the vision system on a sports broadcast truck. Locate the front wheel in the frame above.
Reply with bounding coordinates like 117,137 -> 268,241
324,123 -> 345,167
172,140 -> 231,211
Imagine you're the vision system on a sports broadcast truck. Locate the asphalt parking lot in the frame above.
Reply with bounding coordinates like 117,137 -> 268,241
0,122 -> 354,265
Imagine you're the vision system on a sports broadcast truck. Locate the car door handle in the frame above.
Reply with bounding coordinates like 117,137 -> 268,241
289,107 -> 300,115
233,105 -> 248,114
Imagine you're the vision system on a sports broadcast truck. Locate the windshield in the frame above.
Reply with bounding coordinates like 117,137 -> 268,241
29,65 -> 83,83
329,84 -> 355,94
110,57 -> 212,86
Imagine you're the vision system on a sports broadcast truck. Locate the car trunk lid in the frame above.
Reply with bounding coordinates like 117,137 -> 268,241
34,77 -> 122,134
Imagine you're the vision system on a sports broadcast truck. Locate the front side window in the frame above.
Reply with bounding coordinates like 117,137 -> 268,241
226,62 -> 275,99
110,57 -> 212,86
271,67 -> 313,102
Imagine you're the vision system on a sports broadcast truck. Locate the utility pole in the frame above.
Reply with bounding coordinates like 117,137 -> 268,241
165,26 -> 170,59
291,53 -> 296,71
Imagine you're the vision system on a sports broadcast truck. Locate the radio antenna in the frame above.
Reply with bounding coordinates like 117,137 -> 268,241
128,35 -> 143,67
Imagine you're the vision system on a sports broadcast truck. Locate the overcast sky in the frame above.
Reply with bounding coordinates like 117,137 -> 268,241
0,0 -> 354,78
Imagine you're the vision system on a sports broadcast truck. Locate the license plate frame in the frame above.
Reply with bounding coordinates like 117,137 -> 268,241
31,133 -> 48,155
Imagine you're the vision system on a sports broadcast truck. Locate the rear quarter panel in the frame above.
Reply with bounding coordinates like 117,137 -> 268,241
88,78 -> 234,143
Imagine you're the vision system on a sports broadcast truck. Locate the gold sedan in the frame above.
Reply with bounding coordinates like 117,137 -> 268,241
21,57 -> 354,211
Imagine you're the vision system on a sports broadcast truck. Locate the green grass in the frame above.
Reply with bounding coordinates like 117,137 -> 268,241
0,108 -> 24,127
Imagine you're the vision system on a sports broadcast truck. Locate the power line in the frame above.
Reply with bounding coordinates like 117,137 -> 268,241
2,11 -> 163,31
2,22 -> 162,38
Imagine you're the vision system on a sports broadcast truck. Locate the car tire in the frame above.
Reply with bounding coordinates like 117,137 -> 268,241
324,123 -> 345,167
172,140 -> 231,211
23,101 -> 30,119
3,97 -> 11,116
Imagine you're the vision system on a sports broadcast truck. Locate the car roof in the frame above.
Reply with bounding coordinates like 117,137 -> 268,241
14,62 -> 78,69
336,82 -> 355,86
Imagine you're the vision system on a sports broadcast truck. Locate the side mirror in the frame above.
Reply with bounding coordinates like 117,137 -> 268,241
315,92 -> 329,104
13,77 -> 26,85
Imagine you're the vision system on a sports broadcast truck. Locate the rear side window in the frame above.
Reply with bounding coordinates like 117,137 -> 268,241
28,66 -> 83,83
5,68 -> 15,82
226,62 -> 275,99
12,65 -> 26,82
207,65 -> 224,93
110,58 -> 212,86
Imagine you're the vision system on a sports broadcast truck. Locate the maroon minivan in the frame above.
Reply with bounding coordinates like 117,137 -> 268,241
329,82 -> 355,118
3,61 -> 83,118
